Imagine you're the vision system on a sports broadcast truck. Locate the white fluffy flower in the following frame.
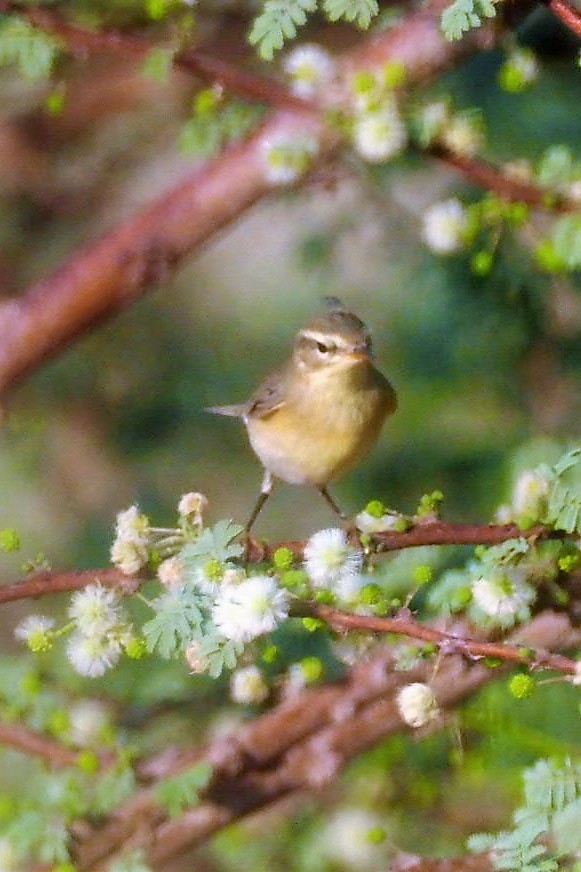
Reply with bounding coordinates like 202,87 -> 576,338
353,106 -> 407,163
212,575 -> 289,643
334,573 -> 367,605
262,133 -> 319,185
66,632 -> 122,678
158,557 -> 184,590
68,699 -> 109,746
304,528 -> 363,590
110,505 -> 150,574
472,572 -> 535,620
283,43 -> 335,98
396,682 -> 439,728
440,114 -> 483,157
512,469 -> 550,521
68,582 -> 121,636
14,614 -> 54,644
178,491 -> 208,525
230,665 -> 269,704
422,198 -> 469,254
322,808 -> 387,869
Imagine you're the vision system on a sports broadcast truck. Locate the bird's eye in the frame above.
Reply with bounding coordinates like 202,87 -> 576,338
316,342 -> 329,354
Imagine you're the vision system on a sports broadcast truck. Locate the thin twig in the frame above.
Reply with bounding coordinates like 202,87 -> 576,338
0,567 -> 138,604
433,146 -> 578,212
0,521 -> 555,604
308,603 -> 579,675
0,720 -> 82,768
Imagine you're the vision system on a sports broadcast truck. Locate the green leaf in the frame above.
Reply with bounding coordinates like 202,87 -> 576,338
248,0 -> 317,60
537,145 -> 578,188
199,634 -> 244,678
551,215 -> 581,271
181,520 -> 244,565
142,590 -> 203,658
91,765 -> 136,816
322,0 -> 379,28
141,47 -> 174,83
0,16 -> 61,81
441,0 -> 496,41
545,450 -> 581,533
155,762 -> 213,817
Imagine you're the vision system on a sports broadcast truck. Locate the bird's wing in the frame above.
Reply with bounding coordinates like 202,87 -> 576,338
245,366 -> 289,419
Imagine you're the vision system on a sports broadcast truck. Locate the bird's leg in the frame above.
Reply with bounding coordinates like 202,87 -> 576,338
318,486 -> 360,545
245,469 -> 274,536
318,486 -> 347,520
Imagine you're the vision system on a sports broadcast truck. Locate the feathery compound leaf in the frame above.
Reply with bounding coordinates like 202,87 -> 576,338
142,590 -> 204,659
545,449 -> 581,533
249,0 -> 317,60
441,0 -> 496,41
322,0 -> 379,28
0,16 -> 61,80
181,519 -> 244,566
524,758 -> 581,813
155,762 -> 213,817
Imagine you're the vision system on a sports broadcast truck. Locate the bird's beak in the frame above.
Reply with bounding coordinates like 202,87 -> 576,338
346,347 -> 373,362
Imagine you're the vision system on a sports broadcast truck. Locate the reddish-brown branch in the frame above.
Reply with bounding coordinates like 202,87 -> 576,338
0,3 -> 500,396
0,567 -> 137,604
310,603 -> 579,674
0,521 -> 557,605
544,0 -> 581,37
0,2 -> 314,114
433,147 -> 578,212
247,520 -> 551,561
0,720 -> 81,768
74,610 -> 579,869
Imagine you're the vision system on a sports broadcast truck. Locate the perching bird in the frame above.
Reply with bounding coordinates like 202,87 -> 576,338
207,298 -> 397,532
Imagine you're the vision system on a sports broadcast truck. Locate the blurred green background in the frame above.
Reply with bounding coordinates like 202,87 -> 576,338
0,7 -> 580,866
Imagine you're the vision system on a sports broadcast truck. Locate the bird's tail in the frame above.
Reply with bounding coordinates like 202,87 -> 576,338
204,404 -> 245,417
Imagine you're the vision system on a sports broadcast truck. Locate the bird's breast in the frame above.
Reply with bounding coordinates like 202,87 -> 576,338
245,363 -> 396,486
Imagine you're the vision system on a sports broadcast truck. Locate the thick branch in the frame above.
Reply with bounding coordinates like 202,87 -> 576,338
0,4 -> 494,395
73,611 -> 579,868
0,2 -> 313,114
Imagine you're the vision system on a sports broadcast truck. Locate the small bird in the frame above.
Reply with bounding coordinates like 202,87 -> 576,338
207,298 -> 397,533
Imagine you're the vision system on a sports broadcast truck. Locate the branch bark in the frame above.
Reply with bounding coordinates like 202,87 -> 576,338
544,0 -> 581,37
0,2 -> 494,396
0,720 -> 81,768
0,520 -> 557,605
72,610 -> 579,869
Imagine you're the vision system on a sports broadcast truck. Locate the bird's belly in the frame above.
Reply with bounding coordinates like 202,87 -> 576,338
246,390 -> 391,486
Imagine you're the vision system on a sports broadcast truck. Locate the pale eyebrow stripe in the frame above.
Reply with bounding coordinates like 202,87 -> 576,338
298,330 -> 348,346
